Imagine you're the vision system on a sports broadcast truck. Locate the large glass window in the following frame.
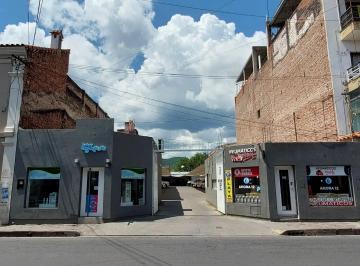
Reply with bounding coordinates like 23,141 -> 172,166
307,166 -> 354,207
27,168 -> 60,208
121,168 -> 145,206
232,167 -> 260,204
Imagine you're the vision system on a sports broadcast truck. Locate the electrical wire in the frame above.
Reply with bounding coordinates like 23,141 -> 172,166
32,0 -> 44,45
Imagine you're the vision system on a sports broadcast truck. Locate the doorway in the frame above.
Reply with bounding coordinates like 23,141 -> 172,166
80,167 -> 105,217
274,166 -> 297,216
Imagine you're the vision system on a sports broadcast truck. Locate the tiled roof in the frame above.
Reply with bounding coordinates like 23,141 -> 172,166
188,164 -> 205,177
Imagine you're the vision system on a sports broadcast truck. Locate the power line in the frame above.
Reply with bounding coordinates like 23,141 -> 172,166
146,0 -> 340,22
69,75 -> 338,136
32,0 -> 44,45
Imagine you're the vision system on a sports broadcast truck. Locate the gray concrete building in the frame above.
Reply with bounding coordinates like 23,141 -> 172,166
206,142 -> 360,221
9,119 -> 160,224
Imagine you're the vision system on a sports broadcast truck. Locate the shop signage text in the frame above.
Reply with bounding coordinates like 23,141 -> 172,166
229,147 -> 257,163
81,143 -> 107,153
225,170 -> 233,203
309,166 -> 346,177
232,167 -> 259,178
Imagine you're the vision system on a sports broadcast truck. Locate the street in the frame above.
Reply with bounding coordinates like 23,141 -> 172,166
0,236 -> 359,266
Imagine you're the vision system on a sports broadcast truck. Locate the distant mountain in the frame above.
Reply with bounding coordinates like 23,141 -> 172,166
162,157 -> 186,170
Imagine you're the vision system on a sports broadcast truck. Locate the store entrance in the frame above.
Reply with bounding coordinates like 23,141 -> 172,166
80,167 -> 105,217
274,166 -> 298,216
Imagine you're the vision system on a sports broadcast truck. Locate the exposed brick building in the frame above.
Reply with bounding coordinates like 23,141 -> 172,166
235,0 -> 360,144
20,41 -> 108,129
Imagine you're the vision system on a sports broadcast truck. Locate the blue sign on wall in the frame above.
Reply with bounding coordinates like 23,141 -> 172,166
81,143 -> 107,153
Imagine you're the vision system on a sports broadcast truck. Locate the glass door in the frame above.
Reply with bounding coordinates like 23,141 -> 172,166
274,166 -> 298,216
80,167 -> 104,217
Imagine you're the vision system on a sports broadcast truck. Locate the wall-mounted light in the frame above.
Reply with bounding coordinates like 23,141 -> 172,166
74,158 -> 80,165
105,158 -> 111,168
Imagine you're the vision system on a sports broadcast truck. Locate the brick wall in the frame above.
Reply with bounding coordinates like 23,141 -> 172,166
20,46 -> 108,129
21,109 -> 76,129
235,0 -> 338,144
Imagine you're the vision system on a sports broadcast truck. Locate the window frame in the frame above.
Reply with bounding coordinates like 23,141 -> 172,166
120,168 -> 146,207
25,167 -> 61,209
306,166 -> 355,207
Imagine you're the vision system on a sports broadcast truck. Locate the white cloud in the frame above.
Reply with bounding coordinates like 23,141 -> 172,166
0,1 -> 266,157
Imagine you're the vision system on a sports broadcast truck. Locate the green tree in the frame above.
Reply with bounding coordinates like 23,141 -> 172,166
174,153 -> 207,171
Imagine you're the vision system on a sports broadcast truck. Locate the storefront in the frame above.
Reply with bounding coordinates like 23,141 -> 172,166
206,142 -> 360,221
9,119 -> 159,224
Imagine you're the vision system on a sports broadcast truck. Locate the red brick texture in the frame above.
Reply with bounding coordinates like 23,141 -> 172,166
20,46 -> 108,129
235,0 -> 338,144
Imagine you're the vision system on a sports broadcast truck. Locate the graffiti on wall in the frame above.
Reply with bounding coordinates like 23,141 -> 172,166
273,0 -> 321,65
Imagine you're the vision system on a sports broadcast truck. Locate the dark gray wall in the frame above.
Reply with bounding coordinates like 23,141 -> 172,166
265,142 -> 360,221
10,119 -> 114,223
110,133 -> 154,219
223,144 -> 270,219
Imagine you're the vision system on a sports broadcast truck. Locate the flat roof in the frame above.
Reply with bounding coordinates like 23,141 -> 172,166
270,0 -> 301,27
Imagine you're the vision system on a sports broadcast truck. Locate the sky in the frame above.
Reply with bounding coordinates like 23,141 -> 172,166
0,0 -> 280,158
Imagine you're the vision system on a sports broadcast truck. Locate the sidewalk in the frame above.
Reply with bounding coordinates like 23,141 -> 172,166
1,186 -> 359,236
0,215 -> 360,237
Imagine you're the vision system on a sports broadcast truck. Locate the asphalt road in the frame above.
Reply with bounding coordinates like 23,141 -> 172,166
0,236 -> 359,266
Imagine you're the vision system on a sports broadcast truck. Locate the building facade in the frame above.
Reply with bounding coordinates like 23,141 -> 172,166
206,142 -> 360,221
10,119 -> 159,224
0,32 -> 160,224
235,0 -> 360,144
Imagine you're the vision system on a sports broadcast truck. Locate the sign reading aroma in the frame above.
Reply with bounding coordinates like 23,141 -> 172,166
81,143 -> 107,153
229,147 -> 257,163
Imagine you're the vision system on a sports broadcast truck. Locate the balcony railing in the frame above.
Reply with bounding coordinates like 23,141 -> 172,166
341,6 -> 360,29
347,63 -> 360,82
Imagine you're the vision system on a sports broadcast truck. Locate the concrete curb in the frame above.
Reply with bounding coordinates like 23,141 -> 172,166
0,231 -> 80,237
280,228 -> 360,236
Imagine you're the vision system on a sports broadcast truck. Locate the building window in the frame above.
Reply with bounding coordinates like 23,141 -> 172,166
121,168 -> 145,206
257,109 -> 261,118
351,52 -> 360,67
350,90 -> 360,132
307,166 -> 354,207
232,167 -> 260,204
26,168 -> 60,208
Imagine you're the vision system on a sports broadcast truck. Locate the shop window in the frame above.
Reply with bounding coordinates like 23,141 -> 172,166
26,168 -> 60,209
307,166 -> 354,207
232,167 -> 260,204
121,168 -> 145,206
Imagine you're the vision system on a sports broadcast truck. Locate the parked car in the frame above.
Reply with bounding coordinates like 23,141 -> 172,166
162,181 -> 170,189
187,180 -> 195,186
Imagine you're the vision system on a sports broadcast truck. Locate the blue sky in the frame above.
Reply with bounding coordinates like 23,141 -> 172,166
0,0 -> 279,35
0,0 -> 281,156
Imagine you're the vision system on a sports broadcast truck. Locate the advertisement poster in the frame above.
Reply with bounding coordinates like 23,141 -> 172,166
86,195 -> 98,213
225,170 -> 233,203
307,166 -> 354,207
1,188 -> 8,203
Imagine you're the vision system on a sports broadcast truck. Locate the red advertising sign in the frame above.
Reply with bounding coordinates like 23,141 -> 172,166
232,167 -> 259,178
229,147 -> 257,163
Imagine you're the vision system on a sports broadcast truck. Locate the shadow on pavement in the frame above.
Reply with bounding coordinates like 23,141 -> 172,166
156,186 -> 185,217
